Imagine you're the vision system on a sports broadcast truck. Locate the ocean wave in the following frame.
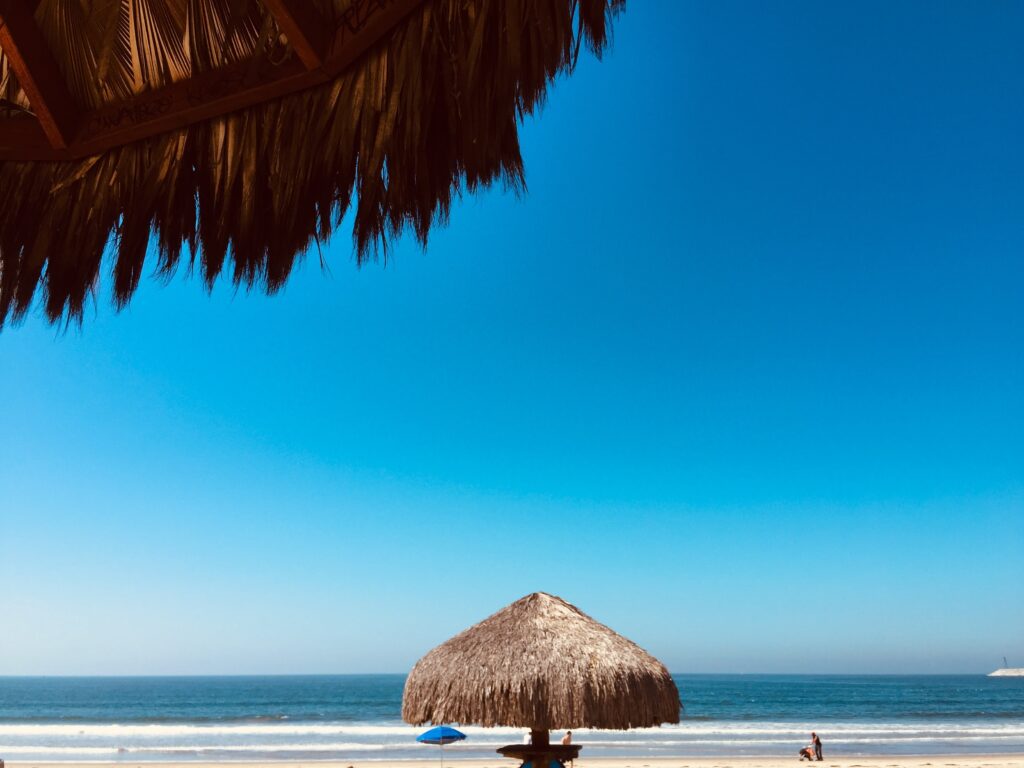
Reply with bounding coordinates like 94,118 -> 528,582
0,743 -> 390,754
5,725 -> 530,740
3,722 -> 1023,738
2,718 -> 1022,763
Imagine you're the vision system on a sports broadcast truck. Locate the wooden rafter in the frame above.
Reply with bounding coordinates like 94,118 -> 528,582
0,0 -> 78,149
326,0 -> 419,76
262,0 -> 329,69
0,0 -> 424,162
74,56 -> 316,156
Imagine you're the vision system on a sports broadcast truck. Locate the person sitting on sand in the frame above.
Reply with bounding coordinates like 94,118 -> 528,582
812,733 -> 822,761
561,731 -> 572,746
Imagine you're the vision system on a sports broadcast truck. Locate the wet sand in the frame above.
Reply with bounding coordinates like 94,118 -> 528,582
8,756 -> 1024,768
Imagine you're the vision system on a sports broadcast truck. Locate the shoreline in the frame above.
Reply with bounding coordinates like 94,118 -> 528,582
7,757 -> 1024,768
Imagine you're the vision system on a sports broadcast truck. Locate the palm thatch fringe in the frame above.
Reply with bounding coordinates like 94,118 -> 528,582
0,0 -> 622,327
401,592 -> 681,730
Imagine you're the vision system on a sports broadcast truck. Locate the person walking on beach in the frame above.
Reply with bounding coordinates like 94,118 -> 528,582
561,731 -> 572,746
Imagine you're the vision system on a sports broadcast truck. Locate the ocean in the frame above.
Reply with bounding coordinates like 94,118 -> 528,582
1,675 -> 1022,761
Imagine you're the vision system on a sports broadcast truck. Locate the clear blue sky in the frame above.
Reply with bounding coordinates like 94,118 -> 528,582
1,1 -> 1022,676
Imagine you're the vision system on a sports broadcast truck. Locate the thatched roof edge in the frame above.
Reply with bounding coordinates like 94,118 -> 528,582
0,0 -> 624,327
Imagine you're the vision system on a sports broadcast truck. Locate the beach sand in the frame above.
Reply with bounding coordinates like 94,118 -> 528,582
7,757 -> 1024,768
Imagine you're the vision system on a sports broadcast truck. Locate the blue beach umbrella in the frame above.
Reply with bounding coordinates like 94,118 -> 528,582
417,726 -> 467,746
417,725 -> 466,768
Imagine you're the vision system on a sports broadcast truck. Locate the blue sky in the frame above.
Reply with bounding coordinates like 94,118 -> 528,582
1,1 -> 1022,675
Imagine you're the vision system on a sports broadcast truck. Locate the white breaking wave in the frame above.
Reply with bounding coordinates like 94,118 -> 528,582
3,722 -> 1024,736
0,743 -> 390,754
2,720 -> 1023,762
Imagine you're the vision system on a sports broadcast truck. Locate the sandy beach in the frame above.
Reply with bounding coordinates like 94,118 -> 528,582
8,757 -> 1024,768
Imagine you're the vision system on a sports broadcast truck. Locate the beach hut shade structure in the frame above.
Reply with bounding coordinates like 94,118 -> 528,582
402,592 -> 681,731
0,0 -> 622,327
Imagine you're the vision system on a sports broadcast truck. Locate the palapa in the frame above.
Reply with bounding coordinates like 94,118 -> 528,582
0,0 -> 623,327
402,592 -> 681,731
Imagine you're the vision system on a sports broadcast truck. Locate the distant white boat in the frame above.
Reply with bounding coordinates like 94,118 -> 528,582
988,657 -> 1024,677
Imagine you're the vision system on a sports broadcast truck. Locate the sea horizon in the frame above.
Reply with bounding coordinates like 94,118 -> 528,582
0,673 -> 1011,678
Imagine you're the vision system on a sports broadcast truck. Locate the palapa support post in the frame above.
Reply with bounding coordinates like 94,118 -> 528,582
531,729 -> 549,768
494,732 -> 578,768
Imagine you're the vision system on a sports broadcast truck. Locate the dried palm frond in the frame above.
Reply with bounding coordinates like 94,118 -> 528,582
0,0 -> 623,327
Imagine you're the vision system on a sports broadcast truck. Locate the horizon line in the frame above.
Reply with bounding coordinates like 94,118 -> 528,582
0,671 -> 1001,678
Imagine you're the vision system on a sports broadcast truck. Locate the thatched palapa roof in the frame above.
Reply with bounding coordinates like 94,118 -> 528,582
0,0 -> 622,327
402,592 -> 681,730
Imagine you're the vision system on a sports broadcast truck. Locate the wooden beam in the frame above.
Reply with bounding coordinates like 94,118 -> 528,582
326,0 -> 422,76
262,0 -> 329,69
0,0 -> 78,149
0,0 -> 425,161
74,56 -> 318,155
